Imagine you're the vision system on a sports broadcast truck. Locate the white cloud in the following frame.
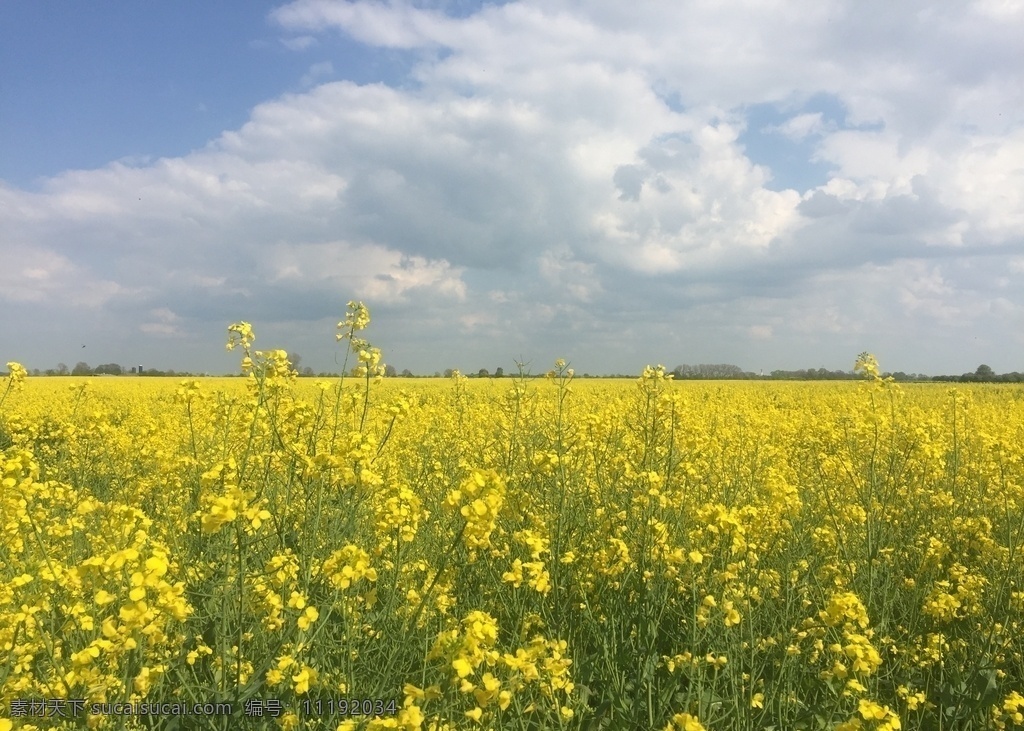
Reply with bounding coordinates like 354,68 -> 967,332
263,240 -> 466,303
3,0 -> 1024,374
140,308 -> 185,338
272,0 -> 453,48
0,243 -> 130,307
300,61 -> 334,87
768,112 -> 827,141
150,308 -> 181,323
538,250 -> 602,303
898,265 -> 961,324
0,246 -> 75,304
281,34 -> 318,50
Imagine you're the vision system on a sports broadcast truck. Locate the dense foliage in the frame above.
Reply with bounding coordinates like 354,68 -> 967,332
2,306 -> 1024,730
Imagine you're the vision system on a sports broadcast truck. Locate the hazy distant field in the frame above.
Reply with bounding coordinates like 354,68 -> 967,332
3,327 -> 1024,729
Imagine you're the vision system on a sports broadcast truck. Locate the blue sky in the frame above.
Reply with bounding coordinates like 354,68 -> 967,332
0,2 -> 409,186
2,0 -> 1023,376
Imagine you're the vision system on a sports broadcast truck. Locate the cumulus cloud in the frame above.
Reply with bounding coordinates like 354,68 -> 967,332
281,34 -> 318,51
2,0 -> 1023,374
768,112 -> 828,141
266,240 -> 467,303
0,241 -> 132,308
140,308 -> 186,338
538,249 -> 601,303
300,60 -> 335,86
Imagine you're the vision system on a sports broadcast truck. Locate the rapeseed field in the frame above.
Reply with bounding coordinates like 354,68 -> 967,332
2,303 -> 1024,730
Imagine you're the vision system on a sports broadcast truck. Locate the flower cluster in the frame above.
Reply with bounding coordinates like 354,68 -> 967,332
320,544 -> 379,591
445,468 -> 506,555
199,458 -> 270,534
5,361 -> 27,385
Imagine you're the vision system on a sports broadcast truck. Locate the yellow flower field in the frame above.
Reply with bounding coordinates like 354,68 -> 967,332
2,304 -> 1024,730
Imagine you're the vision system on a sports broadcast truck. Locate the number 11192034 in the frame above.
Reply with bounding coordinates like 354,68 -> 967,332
301,698 -> 398,717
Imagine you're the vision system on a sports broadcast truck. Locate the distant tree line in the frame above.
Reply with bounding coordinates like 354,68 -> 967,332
672,364 -> 752,379
41,361 -> 204,377
925,364 -> 1024,383
762,367 -> 867,381
16,360 -> 1024,383
670,363 -> 1024,383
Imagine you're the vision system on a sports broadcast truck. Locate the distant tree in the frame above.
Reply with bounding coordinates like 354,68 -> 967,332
976,364 -> 995,380
56,362 -> 68,375
301,366 -> 314,377
94,363 -> 123,375
72,362 -> 92,376
289,352 -> 302,371
443,369 -> 454,378
401,369 -> 414,378
719,364 -> 743,378
672,363 -> 743,379
478,368 -> 489,378
384,364 -> 397,378
494,367 -> 504,378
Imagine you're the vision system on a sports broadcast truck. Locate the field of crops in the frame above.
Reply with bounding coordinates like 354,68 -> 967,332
3,305 -> 1024,730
